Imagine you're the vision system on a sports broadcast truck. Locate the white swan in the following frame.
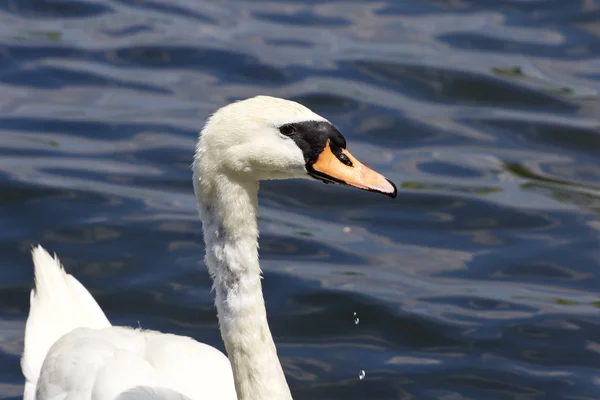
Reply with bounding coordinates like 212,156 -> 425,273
21,95 -> 397,400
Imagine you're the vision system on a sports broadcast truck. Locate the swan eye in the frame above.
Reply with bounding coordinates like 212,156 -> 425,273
279,125 -> 296,136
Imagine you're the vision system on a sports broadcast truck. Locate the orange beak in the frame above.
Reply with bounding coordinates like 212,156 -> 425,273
309,140 -> 397,198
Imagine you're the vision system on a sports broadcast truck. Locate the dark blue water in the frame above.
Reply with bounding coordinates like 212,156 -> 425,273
2,0 -> 600,399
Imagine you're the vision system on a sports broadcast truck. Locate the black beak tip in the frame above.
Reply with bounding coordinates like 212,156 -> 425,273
386,179 -> 398,199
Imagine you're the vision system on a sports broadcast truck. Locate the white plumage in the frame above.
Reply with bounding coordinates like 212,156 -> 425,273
21,96 -> 395,400
23,246 -> 236,400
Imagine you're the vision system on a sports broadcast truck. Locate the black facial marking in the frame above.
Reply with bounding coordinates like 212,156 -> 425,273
278,120 -> 347,166
337,152 -> 352,166
278,120 -> 396,198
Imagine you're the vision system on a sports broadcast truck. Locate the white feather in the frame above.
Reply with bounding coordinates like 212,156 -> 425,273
22,96 -> 332,400
22,246 -> 111,400
23,247 -> 236,400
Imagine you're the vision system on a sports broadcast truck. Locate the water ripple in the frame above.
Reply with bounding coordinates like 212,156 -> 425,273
1,0 -> 600,399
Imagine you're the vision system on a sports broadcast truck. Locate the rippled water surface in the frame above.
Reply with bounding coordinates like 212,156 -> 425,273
2,0 -> 600,399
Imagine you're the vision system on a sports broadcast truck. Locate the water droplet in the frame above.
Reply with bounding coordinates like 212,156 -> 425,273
353,311 -> 356,316
354,317 -> 359,325
358,370 -> 366,380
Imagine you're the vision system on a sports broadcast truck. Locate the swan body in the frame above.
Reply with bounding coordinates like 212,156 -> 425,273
22,96 -> 396,400
22,247 -> 236,400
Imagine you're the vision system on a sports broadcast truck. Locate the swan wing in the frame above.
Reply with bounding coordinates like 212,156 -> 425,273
22,246 -> 111,400
23,246 -> 236,400
36,327 -> 236,400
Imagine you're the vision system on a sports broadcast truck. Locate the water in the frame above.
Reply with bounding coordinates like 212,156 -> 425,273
1,0 -> 600,399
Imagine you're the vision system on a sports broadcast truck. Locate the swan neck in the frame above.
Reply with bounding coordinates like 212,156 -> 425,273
194,173 -> 292,400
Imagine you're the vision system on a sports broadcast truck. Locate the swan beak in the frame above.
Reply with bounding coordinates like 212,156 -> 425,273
309,140 -> 397,198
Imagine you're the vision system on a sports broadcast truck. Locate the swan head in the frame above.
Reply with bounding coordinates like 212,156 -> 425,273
194,96 -> 396,198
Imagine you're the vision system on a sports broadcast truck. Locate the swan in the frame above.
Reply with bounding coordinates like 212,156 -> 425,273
21,95 -> 397,400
